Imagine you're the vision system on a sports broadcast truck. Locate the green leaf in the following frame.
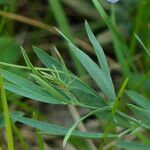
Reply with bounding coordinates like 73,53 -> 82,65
85,20 -> 116,100
21,47 -> 71,104
69,88 -> 106,108
30,74 -> 70,104
33,45 -> 107,108
21,47 -> 42,77
11,115 -> 117,139
96,110 -> 131,129
126,90 -> 150,110
56,27 -> 116,100
0,69 -> 15,150
85,21 -> 110,77
33,46 -> 62,70
128,104 -> 150,129
135,34 -> 150,57
117,141 -> 150,150
5,82 -> 63,105
3,69 -> 65,104
103,77 -> 129,141
0,111 -> 24,128
2,68 -> 104,108
68,42 -> 116,100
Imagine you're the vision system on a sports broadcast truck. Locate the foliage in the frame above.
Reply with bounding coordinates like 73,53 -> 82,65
0,0 -> 150,149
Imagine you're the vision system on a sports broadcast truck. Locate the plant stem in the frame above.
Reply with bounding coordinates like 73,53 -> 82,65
0,69 -> 14,150
100,77 -> 129,149
12,123 -> 29,150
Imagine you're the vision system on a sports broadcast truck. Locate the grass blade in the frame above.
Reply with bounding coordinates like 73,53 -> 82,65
0,69 -> 14,150
117,141 -> 150,150
135,34 -> 150,57
11,114 -> 117,139
126,90 -> 150,110
33,112 -> 44,150
102,77 -> 129,146
12,123 -> 29,150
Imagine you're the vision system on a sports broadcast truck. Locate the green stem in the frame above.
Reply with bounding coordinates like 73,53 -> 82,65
12,123 -> 29,150
0,69 -> 14,150
100,77 -> 129,149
